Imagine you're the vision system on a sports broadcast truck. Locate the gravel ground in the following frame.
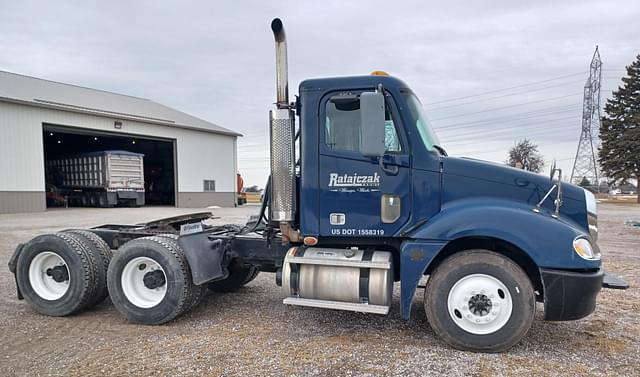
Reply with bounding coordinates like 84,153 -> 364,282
0,204 -> 638,377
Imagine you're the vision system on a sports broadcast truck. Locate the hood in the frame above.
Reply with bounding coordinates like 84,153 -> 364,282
441,157 -> 588,229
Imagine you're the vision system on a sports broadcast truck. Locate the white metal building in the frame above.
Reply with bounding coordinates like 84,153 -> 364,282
0,70 -> 240,214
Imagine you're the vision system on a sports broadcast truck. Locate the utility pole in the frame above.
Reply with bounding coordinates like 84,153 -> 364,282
571,47 -> 602,191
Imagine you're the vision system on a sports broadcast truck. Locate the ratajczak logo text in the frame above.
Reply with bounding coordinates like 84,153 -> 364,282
328,172 -> 380,188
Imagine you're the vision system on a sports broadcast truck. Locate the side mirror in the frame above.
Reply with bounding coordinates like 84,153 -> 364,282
360,91 -> 386,157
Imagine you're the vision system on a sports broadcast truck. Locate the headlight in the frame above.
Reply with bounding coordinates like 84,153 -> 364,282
573,237 -> 600,260
584,189 -> 598,240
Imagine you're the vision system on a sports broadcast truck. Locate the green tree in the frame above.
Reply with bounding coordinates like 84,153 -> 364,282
599,54 -> 640,203
506,139 -> 544,173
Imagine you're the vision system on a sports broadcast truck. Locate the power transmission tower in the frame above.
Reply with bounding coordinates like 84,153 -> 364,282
571,46 -> 602,190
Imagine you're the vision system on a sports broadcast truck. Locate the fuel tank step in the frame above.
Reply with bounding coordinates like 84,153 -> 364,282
283,297 -> 389,315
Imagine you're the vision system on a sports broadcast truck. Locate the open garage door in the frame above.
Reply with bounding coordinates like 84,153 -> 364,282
43,124 -> 176,207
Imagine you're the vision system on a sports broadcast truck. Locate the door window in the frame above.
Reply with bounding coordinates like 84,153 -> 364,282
324,94 -> 402,153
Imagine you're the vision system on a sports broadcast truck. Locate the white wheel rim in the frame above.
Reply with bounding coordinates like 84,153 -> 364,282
447,273 -> 513,335
28,251 -> 70,300
121,257 -> 167,308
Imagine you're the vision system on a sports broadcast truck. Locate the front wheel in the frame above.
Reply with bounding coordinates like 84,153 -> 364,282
424,250 -> 535,352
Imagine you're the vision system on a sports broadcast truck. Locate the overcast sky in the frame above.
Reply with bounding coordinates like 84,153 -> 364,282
1,1 -> 638,186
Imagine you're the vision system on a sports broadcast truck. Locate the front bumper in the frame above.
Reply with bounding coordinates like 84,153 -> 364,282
541,268 -> 629,321
541,268 -> 603,321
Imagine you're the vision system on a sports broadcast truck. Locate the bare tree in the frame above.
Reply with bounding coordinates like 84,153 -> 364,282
506,139 -> 544,173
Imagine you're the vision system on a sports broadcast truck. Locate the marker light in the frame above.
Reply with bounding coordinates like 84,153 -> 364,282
370,70 -> 389,76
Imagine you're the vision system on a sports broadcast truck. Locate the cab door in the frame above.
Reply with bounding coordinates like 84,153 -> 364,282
318,89 -> 411,238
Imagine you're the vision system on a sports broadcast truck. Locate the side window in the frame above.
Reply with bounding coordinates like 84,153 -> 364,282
324,94 -> 402,153
325,100 -> 361,152
384,116 -> 401,153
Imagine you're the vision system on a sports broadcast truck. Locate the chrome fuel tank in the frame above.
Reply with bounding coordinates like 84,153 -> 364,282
282,247 -> 393,312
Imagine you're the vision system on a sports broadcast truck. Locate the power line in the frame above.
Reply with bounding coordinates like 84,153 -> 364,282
430,93 -> 582,122
434,103 -> 581,127
438,116 -> 579,139
443,119 -> 581,143
443,126 -> 579,148
427,80 -> 585,111
434,105 -> 581,131
424,72 -> 587,105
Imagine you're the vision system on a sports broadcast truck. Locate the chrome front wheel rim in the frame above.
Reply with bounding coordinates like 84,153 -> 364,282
447,273 -> 513,335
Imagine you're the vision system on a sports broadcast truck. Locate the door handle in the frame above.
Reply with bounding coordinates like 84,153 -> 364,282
379,156 -> 399,175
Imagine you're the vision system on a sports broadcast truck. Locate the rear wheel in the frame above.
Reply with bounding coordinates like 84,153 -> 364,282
63,230 -> 112,308
107,236 -> 194,324
424,250 -> 535,352
207,260 -> 259,293
154,234 -> 207,313
16,233 -> 100,316
97,194 -> 108,208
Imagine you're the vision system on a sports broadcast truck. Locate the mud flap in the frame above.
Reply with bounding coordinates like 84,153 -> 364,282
7,243 -> 24,300
177,232 -> 226,285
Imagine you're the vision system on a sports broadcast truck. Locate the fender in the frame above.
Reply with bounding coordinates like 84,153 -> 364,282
398,197 -> 599,319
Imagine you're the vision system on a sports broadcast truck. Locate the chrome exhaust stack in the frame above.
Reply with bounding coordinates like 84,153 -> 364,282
269,18 -> 297,231
271,18 -> 289,108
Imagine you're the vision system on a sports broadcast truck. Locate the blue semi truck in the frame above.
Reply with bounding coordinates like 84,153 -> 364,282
8,19 -> 628,352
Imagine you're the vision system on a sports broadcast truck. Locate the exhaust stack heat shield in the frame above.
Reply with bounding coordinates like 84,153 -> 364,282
269,108 -> 296,222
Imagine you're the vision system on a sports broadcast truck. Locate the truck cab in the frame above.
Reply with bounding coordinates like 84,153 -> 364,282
291,73 -> 608,337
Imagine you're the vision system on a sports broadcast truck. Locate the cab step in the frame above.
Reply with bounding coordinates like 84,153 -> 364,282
283,297 -> 389,315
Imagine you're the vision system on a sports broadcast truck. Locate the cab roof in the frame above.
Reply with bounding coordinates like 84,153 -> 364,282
299,75 -> 411,93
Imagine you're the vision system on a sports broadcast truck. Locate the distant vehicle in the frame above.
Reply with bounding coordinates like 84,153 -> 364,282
241,187 -> 263,204
244,185 -> 262,193
45,150 -> 145,207
45,183 -> 66,207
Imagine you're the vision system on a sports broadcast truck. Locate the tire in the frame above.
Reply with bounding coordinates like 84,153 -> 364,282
15,233 -> 101,316
207,260 -> 259,293
424,250 -> 535,352
154,234 -> 207,314
98,194 -> 107,208
243,267 -> 260,285
64,230 -> 113,308
107,236 -> 193,324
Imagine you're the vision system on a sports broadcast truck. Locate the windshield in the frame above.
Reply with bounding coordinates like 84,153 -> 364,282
402,91 -> 441,153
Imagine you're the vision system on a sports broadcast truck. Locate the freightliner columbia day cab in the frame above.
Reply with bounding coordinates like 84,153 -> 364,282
8,19 -> 629,352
